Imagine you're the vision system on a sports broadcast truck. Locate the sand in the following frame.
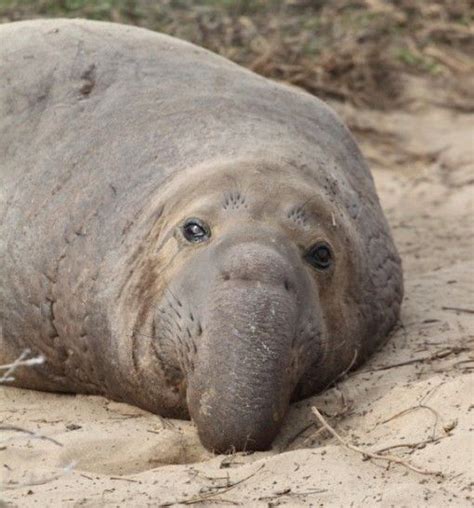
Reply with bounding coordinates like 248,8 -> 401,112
1,76 -> 473,507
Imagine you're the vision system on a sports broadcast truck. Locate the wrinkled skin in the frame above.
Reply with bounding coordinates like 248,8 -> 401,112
0,20 -> 403,453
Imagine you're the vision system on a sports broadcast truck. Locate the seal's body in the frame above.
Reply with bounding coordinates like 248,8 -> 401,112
0,19 -> 402,452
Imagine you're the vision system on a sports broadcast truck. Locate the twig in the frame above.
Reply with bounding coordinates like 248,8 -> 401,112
364,346 -> 470,372
287,488 -> 328,495
284,422 -> 316,448
320,348 -> 359,392
311,407 -> 443,477
259,486 -> 328,502
381,404 -> 440,428
374,435 -> 447,455
285,355 -> 356,450
418,381 -> 444,405
0,425 -> 63,447
110,476 -> 141,483
0,349 -> 45,383
441,306 -> 474,315
378,395 -> 443,440
1,462 -> 76,490
159,465 -> 265,507
453,359 -> 474,370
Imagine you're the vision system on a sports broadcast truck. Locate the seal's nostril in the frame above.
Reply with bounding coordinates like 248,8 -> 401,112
219,242 -> 295,288
284,279 -> 290,292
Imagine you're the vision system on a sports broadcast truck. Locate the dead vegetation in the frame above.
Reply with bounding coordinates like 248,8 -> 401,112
0,349 -> 44,383
311,406 -> 444,477
0,351 -> 72,494
0,0 -> 472,108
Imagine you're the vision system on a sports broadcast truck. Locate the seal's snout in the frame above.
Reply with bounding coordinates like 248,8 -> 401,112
186,238 -> 303,453
187,382 -> 285,453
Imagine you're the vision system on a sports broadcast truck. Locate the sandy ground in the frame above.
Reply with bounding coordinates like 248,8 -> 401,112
1,76 -> 473,507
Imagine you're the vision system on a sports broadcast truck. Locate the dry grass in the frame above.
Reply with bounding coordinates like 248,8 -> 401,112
0,0 -> 472,108
312,407 -> 444,477
0,349 -> 44,383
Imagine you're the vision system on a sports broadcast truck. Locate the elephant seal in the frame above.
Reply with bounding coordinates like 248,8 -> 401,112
0,19 -> 403,453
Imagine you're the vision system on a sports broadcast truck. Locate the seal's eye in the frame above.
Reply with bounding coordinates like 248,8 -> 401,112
305,242 -> 332,270
183,218 -> 210,243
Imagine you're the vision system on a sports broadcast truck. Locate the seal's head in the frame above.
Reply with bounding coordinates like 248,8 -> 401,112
127,159 -> 401,453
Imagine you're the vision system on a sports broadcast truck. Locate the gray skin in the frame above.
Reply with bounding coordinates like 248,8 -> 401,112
0,19 -> 403,453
